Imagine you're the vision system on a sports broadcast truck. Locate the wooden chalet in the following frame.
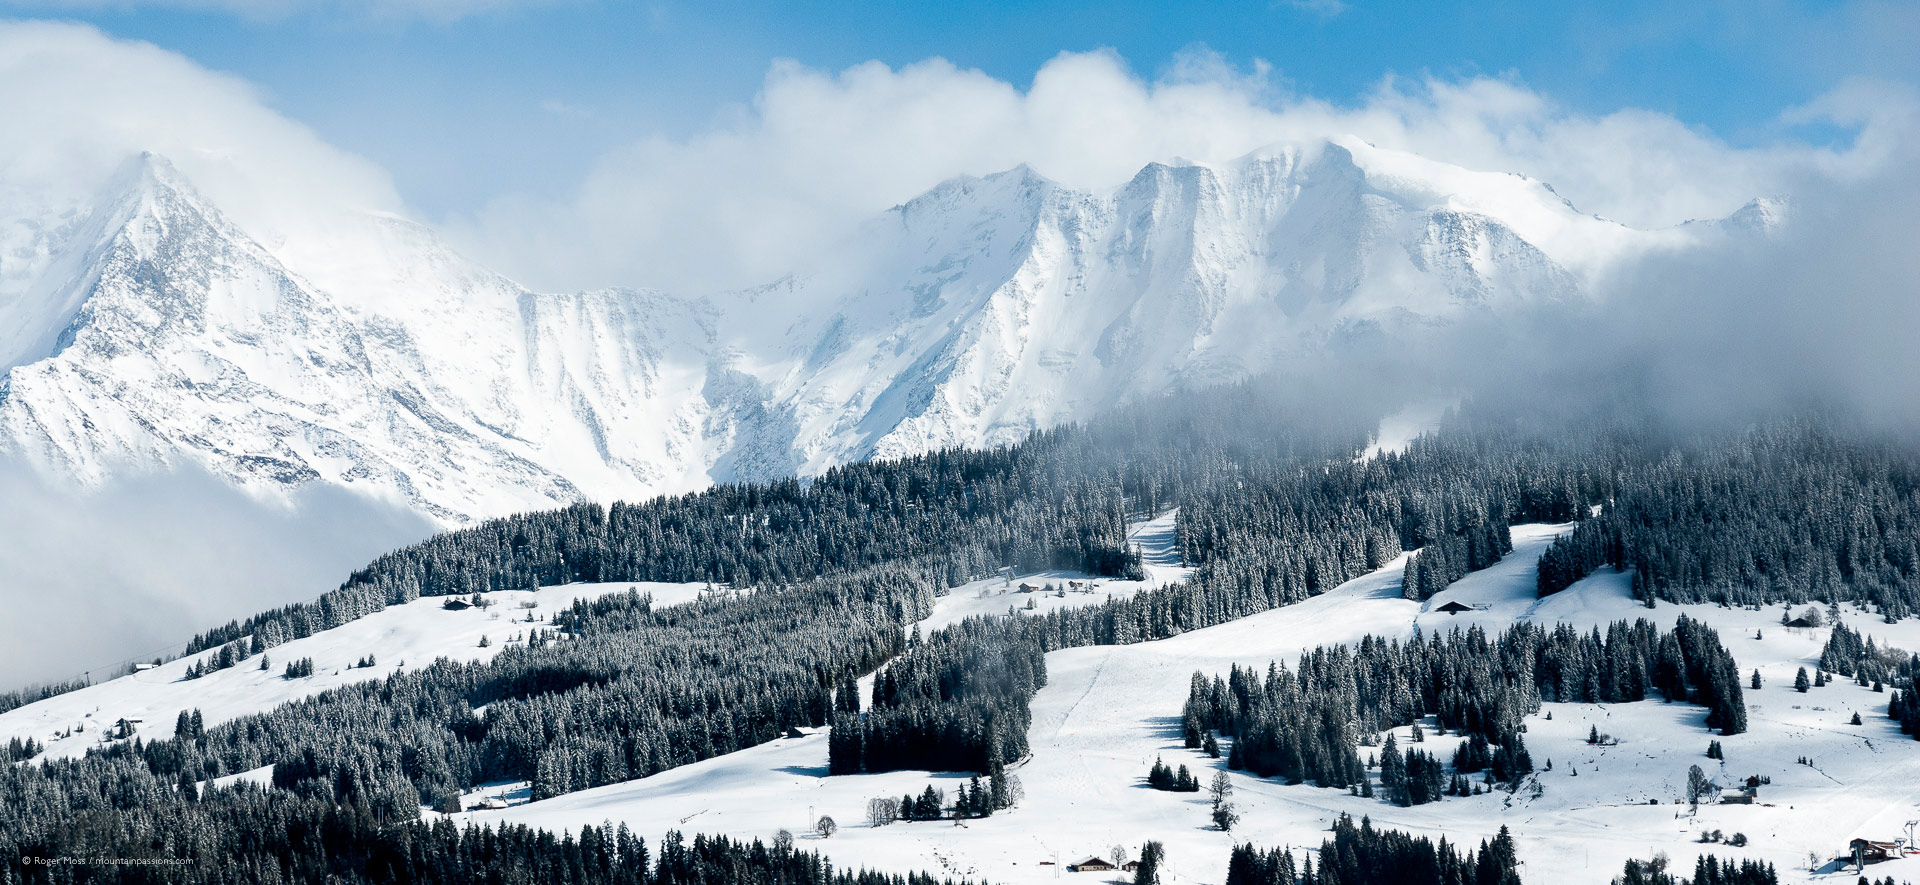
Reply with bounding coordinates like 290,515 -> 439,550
1122,861 -> 1141,873
1068,857 -> 1115,872
441,598 -> 472,611
1436,600 -> 1475,615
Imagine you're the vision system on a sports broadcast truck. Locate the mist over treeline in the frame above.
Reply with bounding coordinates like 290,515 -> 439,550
0,460 -> 434,692
1349,127 -> 1920,437
4,129 -> 1918,694
5,333 -> 1919,875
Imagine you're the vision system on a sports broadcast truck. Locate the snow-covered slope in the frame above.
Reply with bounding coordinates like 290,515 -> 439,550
8,513 -> 1916,883
0,580 -> 710,762
0,154 -> 728,523
0,141 -> 1723,526
0,512 -> 1185,761
449,525 -> 1920,885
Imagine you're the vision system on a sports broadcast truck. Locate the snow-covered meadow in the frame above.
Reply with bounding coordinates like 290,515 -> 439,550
0,580 -> 711,762
6,515 -> 1918,885
462,523 -> 1920,885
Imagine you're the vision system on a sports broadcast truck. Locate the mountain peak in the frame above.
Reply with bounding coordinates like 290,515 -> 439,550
103,151 -> 201,211
1723,196 -> 1790,234
0,140 -> 1734,529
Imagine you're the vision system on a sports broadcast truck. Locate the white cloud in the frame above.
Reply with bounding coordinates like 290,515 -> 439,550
445,48 -> 1907,295
0,457 -> 432,689
0,20 -> 404,285
7,21 -> 1905,300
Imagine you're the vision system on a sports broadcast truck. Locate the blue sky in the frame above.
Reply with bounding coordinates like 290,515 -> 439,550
25,0 -> 1916,217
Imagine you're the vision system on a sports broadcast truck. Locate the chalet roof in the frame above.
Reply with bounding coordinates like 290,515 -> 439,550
1436,600 -> 1475,613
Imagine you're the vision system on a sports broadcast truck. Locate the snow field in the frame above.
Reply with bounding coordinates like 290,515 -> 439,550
9,515 -> 1919,884
467,523 -> 1920,885
0,580 -> 711,762
917,510 -> 1192,636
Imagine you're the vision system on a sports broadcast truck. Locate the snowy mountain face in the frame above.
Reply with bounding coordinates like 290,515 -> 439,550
751,139 -> 1682,473
0,140 -> 1721,525
0,155 -> 727,523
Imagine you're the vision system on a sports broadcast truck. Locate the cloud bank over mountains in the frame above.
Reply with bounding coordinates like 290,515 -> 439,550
1,18 -> 1918,689
446,46 -> 1911,296
7,20 -> 1908,299
12,19 -> 1904,428
0,21 -> 406,302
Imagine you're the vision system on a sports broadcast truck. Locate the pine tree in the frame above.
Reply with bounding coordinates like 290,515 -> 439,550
1133,841 -> 1164,885
1380,734 -> 1408,805
1478,826 -> 1522,885
1148,757 -> 1173,790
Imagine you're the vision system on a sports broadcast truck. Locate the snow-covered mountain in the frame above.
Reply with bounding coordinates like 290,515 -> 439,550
0,154 -> 726,523
0,138 -> 1734,525
743,137 -> 1697,475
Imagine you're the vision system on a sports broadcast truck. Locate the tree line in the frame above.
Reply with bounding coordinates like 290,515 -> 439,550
176,381 -> 1378,663
1612,853 -> 1777,885
3,777 -> 979,885
0,568 -> 923,859
1536,420 -> 1920,616
1225,814 -> 1521,885
1180,617 -> 1744,795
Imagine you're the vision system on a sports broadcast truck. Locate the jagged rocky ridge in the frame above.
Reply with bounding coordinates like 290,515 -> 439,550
0,137 -> 1753,525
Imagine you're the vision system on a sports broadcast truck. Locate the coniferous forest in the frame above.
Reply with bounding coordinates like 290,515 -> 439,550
1535,421 -> 1920,614
3,381 -> 1918,882
21,789 -> 977,885
1611,853 -> 1779,885
1224,815 -> 1522,885
1179,617 -> 1744,797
